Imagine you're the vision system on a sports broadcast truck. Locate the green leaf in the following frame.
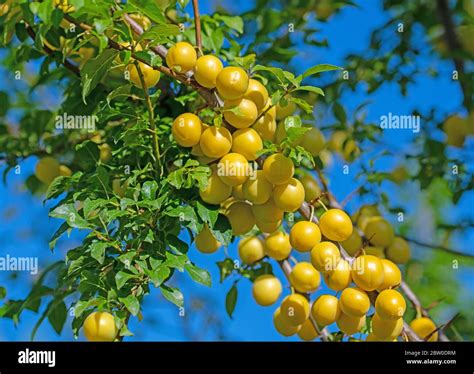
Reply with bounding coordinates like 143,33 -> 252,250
141,24 -> 180,41
160,285 -> 184,307
164,252 -> 187,271
196,201 -> 219,227
115,271 -> 137,290
333,102 -> 347,123
50,204 -> 91,229
81,49 -> 118,103
49,222 -> 71,251
89,241 -> 108,264
141,180 -> 158,200
126,0 -> 166,24
225,284 -> 238,318
146,265 -> 170,287
217,258 -> 236,283
119,295 -> 140,316
302,63 -> 342,78
294,86 -> 325,96
185,263 -> 211,287
0,287 -> 6,299
107,85 -> 132,105
215,15 -> 244,34
0,91 -> 10,116
47,300 -> 67,335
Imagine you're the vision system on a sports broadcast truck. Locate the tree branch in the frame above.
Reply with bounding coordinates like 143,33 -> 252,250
435,0 -> 472,108
401,236 -> 474,259
24,23 -> 80,76
191,0 -> 203,54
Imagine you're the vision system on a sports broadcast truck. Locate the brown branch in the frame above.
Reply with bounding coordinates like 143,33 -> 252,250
191,0 -> 203,54
435,0 -> 472,108
401,236 -> 474,259
63,13 -> 219,107
24,23 -> 80,76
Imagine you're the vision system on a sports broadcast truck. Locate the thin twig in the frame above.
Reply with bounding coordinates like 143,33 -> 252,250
191,0 -> 203,54
401,236 -> 474,259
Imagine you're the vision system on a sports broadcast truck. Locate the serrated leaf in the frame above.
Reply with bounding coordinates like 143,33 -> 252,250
115,271 -> 137,290
119,295 -> 140,316
89,241 -> 108,264
185,263 -> 211,287
50,204 -> 91,229
81,49 -> 118,103
160,285 -> 184,307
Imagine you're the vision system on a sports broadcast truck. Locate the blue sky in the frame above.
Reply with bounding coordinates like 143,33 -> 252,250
0,0 -> 472,341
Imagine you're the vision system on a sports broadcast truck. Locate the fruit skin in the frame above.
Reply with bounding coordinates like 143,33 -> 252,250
297,319 -> 318,341
252,199 -> 284,225
166,42 -> 197,73
238,236 -> 265,265
290,221 -> 322,253
243,79 -> 268,111
377,259 -> 401,291
272,178 -> 305,212
351,255 -> 385,292
128,13 -> 151,30
372,313 -> 403,340
262,153 -> 294,185
224,98 -> 258,129
99,143 -> 112,163
339,288 -> 370,317
83,312 -> 117,342
341,230 -> 363,256
216,66 -> 249,100
59,165 -> 72,177
199,167 -> 232,205
217,153 -> 249,187
365,246 -> 386,259
231,128 -> 263,161
273,307 -> 301,337
195,224 -> 220,254
300,174 -> 321,202
242,170 -> 272,205
280,294 -> 310,326
252,112 -> 276,141
363,216 -> 395,247
172,113 -> 202,147
323,259 -> 352,291
386,237 -> 411,264
300,127 -> 325,156
337,312 -> 366,335
252,275 -> 282,306
199,126 -> 232,158
35,157 -> 60,185
410,317 -> 438,342
256,219 -> 282,234
127,62 -> 160,88
193,55 -> 223,88
311,241 -> 341,272
375,289 -> 406,320
226,201 -> 255,235
264,231 -> 292,260
276,101 -> 296,119
232,184 -> 245,200
443,115 -> 467,147
319,209 -> 353,242
112,179 -> 127,197
289,262 -> 321,293
311,295 -> 341,326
